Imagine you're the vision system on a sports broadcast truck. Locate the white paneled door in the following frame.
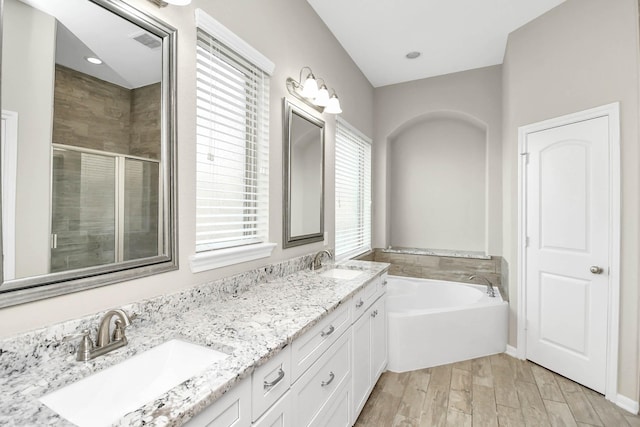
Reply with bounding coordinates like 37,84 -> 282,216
524,115 -> 610,393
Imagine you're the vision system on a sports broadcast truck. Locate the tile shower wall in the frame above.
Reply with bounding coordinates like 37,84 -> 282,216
52,64 -> 160,156
359,249 -> 507,300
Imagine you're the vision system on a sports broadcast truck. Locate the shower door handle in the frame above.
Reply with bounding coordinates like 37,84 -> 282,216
589,266 -> 604,274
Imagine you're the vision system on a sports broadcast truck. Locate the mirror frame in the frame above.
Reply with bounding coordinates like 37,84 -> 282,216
0,0 -> 178,308
282,99 -> 325,248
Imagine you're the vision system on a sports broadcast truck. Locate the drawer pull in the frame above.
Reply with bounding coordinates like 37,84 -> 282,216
320,325 -> 335,337
371,309 -> 378,318
263,368 -> 285,390
321,371 -> 335,387
382,280 -> 388,286
355,299 -> 364,308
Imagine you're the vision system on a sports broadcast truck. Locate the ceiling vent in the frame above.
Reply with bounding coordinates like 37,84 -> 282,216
131,32 -> 161,50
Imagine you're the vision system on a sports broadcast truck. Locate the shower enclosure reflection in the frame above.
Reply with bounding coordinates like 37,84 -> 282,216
51,148 -> 160,273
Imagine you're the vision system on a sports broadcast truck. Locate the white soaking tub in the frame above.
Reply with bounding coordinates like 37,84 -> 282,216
386,275 -> 508,372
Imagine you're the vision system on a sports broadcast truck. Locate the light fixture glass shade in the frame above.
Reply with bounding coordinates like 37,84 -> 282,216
165,0 -> 191,5
301,75 -> 318,99
314,85 -> 330,107
325,95 -> 342,114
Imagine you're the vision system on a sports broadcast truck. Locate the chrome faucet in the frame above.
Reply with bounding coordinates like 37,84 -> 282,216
468,275 -> 496,298
311,249 -> 333,270
65,309 -> 133,361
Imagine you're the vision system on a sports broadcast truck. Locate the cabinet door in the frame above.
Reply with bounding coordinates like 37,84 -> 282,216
291,331 -> 351,427
253,391 -> 292,427
310,383 -> 351,427
351,311 -> 372,423
185,378 -> 251,427
371,297 -> 387,381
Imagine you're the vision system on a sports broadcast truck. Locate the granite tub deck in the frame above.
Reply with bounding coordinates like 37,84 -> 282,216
0,259 -> 389,426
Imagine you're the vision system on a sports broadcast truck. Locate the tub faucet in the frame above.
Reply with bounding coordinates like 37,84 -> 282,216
468,275 -> 496,298
312,249 -> 333,270
64,309 -> 133,361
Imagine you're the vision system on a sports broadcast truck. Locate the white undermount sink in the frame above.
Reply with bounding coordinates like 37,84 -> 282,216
40,339 -> 228,427
319,268 -> 363,280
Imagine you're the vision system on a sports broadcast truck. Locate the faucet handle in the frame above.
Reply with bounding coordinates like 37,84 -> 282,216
63,329 -> 94,361
111,319 -> 128,342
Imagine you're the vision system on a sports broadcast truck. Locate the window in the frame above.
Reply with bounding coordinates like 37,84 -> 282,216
192,10 -> 275,271
335,118 -> 372,260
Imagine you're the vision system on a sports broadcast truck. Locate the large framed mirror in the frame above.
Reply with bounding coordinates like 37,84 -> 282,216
283,99 -> 324,248
0,0 -> 177,307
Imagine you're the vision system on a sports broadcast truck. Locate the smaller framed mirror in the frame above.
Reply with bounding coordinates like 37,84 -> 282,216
283,99 -> 325,248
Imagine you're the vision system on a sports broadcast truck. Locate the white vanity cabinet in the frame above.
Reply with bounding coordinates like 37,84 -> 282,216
351,274 -> 387,424
185,272 -> 388,427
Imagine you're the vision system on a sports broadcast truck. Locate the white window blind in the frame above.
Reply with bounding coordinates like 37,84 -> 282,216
335,118 -> 372,260
195,26 -> 270,253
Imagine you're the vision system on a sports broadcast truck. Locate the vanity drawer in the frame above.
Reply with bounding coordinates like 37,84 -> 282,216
351,277 -> 380,321
291,303 -> 350,380
252,346 -> 291,421
291,331 -> 351,427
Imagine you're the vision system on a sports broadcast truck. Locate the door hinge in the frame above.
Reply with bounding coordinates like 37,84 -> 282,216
525,236 -> 530,247
51,234 -> 58,249
520,152 -> 530,164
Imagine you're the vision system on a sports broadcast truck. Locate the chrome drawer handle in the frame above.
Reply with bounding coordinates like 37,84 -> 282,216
355,299 -> 364,308
263,368 -> 285,390
321,371 -> 335,387
320,325 -> 335,337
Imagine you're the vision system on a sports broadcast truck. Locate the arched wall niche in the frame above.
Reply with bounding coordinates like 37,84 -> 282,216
387,110 -> 489,253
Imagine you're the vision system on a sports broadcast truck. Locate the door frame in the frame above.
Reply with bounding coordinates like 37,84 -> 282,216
516,102 -> 620,403
1,110 -> 18,280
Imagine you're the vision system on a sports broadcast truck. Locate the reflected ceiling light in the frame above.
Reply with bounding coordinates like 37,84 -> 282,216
285,67 -> 341,115
85,56 -> 103,65
147,0 -> 191,7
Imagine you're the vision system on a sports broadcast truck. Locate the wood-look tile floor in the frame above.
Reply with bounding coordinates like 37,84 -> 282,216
355,353 -> 640,427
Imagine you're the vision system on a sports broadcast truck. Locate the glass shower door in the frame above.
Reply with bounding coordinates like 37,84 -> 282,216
123,158 -> 160,261
51,148 -> 116,273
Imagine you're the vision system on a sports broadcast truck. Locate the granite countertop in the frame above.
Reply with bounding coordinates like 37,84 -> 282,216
0,259 -> 389,426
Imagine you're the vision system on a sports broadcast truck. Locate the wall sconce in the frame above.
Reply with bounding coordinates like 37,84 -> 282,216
147,0 -> 191,7
286,67 -> 342,114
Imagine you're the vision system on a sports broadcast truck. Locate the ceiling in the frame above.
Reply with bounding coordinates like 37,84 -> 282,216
307,0 -> 566,87
21,0 -> 161,89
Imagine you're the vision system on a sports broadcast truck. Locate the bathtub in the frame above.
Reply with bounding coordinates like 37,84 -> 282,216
386,275 -> 508,373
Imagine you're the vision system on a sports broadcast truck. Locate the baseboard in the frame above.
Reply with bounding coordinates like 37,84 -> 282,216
505,345 -> 518,358
615,394 -> 639,414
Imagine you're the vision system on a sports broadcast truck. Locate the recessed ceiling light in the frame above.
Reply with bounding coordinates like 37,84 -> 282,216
405,51 -> 421,59
85,56 -> 103,65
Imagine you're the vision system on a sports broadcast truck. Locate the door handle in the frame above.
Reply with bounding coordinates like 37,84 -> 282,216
590,266 -> 604,274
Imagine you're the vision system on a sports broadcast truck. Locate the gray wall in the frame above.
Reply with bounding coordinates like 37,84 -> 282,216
0,0 -> 373,337
373,65 -> 503,256
502,0 -> 640,400
390,117 -> 486,251
1,0 -> 56,278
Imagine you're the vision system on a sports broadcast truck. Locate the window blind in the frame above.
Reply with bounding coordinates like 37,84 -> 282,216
335,118 -> 372,260
195,28 -> 270,252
